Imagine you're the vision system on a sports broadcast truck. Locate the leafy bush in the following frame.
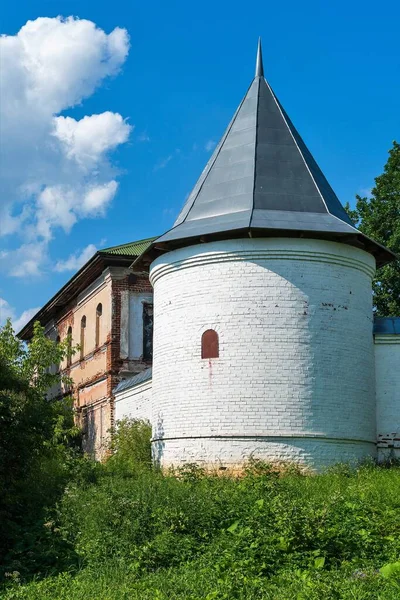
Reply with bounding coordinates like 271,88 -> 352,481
0,320 -> 80,578
106,418 -> 152,475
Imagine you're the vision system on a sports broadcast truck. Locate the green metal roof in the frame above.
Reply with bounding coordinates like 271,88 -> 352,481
100,237 -> 156,257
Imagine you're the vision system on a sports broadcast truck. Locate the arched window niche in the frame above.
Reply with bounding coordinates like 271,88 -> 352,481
80,316 -> 86,360
67,326 -> 72,367
55,335 -> 61,373
95,303 -> 102,348
201,329 -> 219,359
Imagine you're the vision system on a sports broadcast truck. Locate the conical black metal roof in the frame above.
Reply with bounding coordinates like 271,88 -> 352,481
143,41 -> 395,268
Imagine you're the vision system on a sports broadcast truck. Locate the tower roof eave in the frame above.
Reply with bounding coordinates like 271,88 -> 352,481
138,213 -> 395,268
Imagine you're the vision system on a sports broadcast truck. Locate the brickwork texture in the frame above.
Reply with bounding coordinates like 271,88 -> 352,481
149,238 -> 377,470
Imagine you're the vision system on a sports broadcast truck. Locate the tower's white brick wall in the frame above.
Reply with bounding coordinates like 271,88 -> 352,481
150,238 -> 376,470
375,335 -> 400,461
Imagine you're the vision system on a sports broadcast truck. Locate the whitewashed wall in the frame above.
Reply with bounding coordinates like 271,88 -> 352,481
115,380 -> 152,423
150,237 -> 376,471
375,335 -> 400,461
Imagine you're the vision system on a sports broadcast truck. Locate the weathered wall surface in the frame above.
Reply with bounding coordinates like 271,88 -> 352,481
115,379 -> 152,423
47,267 -> 153,457
375,334 -> 400,461
51,270 -> 113,457
150,238 -> 376,471
65,274 -> 111,386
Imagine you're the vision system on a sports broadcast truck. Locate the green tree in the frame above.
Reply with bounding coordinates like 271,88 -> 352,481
0,320 -> 79,575
346,141 -> 400,316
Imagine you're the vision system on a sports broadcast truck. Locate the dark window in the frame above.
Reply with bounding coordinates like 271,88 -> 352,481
80,316 -> 86,360
201,329 -> 219,359
67,326 -> 72,367
143,303 -> 153,361
95,303 -> 102,348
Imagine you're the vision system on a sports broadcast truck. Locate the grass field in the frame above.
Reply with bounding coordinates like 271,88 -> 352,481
2,460 -> 400,599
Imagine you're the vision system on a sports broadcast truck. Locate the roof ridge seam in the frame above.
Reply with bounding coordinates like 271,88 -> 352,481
263,79 -> 331,216
249,77 -> 261,229
328,212 -> 359,232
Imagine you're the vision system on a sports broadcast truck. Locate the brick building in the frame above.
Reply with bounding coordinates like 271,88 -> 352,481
19,238 -> 155,456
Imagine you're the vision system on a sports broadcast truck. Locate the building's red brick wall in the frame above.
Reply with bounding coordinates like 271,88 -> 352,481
50,267 -> 153,457
108,272 -> 153,432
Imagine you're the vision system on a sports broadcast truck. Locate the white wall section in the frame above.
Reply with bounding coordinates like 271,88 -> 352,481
375,334 -> 400,461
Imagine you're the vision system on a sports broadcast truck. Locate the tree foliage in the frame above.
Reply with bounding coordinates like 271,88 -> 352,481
346,141 -> 400,316
0,320 -> 79,574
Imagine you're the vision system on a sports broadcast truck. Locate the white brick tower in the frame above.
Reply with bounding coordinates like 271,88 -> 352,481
139,40 -> 395,470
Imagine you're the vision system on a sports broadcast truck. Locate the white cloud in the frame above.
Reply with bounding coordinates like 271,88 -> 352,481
205,140 -> 216,152
153,149 -> 181,171
82,181 -> 118,214
0,298 -> 40,332
137,132 -> 150,142
0,242 -> 48,278
0,16 -> 131,276
0,298 -> 14,323
34,181 -> 119,242
54,244 -> 98,272
154,155 -> 173,171
53,112 -> 131,169
13,308 -> 42,333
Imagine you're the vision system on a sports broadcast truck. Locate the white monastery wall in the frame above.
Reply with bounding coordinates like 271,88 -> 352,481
115,380 -> 152,423
375,334 -> 400,461
150,238 -> 376,471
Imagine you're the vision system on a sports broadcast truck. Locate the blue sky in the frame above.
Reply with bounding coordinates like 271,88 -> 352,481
1,0 -> 399,330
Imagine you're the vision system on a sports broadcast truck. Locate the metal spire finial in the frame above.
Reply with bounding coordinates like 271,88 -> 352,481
255,37 -> 264,78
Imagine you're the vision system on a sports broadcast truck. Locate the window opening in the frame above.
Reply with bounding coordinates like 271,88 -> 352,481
201,329 -> 219,359
95,303 -> 102,348
80,316 -> 86,360
143,303 -> 153,361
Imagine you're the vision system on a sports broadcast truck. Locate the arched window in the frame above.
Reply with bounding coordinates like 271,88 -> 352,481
55,335 -> 60,372
201,329 -> 219,359
67,326 -> 72,367
95,303 -> 102,348
80,316 -> 86,360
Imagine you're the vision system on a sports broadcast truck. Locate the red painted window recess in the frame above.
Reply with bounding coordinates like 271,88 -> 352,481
201,329 -> 219,359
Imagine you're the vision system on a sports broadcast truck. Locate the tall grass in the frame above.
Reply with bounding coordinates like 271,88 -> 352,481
2,422 -> 400,599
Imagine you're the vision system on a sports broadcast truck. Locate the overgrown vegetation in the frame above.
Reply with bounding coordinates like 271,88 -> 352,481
2,455 -> 400,599
0,320 -> 81,577
2,319 -> 400,599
